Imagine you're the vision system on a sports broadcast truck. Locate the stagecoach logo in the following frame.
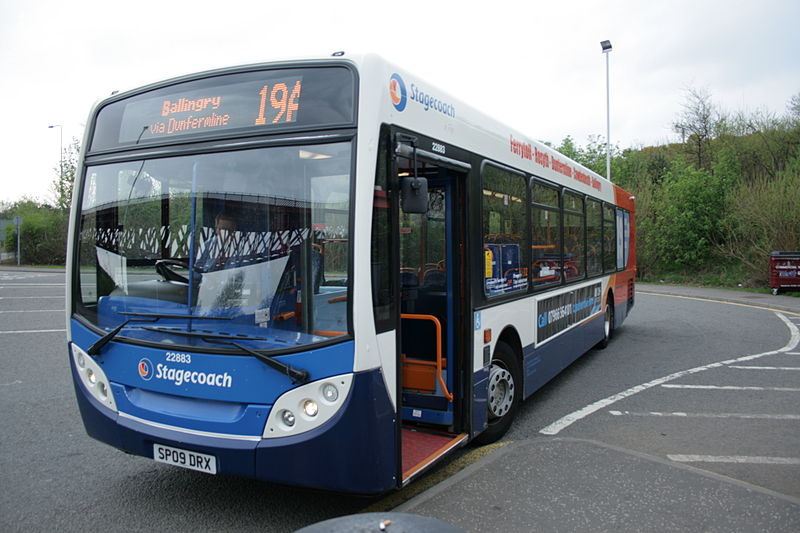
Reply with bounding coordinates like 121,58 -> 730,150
389,73 -> 407,112
138,358 -> 154,380
136,357 -> 234,388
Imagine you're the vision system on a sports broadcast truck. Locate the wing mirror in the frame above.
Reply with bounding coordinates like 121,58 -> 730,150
396,134 -> 429,214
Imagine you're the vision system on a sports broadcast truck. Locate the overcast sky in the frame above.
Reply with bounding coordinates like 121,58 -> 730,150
1,0 -> 798,204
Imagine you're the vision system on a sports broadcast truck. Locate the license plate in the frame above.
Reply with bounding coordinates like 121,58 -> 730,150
153,443 -> 217,474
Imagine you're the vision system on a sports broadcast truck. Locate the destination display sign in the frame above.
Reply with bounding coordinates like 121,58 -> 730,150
90,66 -> 355,151
120,76 -> 304,143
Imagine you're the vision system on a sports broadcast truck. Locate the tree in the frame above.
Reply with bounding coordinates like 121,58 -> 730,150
52,137 -> 80,211
789,92 -> 800,123
556,136 -> 580,160
672,87 -> 722,170
718,149 -> 800,285
556,134 -> 619,177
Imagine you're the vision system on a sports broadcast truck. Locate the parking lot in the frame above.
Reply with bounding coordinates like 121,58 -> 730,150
1,270 -> 799,532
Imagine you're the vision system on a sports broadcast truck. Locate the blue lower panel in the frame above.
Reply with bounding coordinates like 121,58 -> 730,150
73,364 -> 397,494
523,313 -> 605,398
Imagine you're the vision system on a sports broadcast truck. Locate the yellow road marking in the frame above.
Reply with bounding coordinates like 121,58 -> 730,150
638,291 -> 800,317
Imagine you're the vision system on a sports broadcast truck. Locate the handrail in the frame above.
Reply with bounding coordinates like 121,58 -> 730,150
400,313 -> 453,401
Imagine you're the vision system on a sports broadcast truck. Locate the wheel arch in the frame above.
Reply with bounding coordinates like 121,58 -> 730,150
605,287 -> 615,309
496,326 -> 524,387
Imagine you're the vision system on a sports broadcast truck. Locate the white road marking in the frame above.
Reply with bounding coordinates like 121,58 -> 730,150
0,296 -> 63,300
668,455 -> 800,465
539,312 -> 799,435
728,365 -> 800,371
0,309 -> 63,313
608,410 -> 800,420
661,383 -> 800,392
0,274 -> 47,280
0,284 -> 65,287
0,329 -> 66,334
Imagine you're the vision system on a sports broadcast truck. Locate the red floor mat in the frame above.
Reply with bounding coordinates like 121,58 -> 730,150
401,428 -> 458,478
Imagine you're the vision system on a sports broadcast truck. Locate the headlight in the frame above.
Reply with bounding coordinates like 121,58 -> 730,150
322,383 -> 338,403
281,410 -> 296,427
263,374 -> 353,438
303,400 -> 319,417
71,343 -> 117,412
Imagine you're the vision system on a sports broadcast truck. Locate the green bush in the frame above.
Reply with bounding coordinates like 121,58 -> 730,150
2,200 -> 69,265
650,161 -> 726,269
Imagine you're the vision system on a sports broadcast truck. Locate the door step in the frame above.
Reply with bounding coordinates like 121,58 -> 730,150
401,427 -> 468,484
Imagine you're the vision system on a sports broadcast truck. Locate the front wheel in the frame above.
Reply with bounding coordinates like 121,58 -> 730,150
474,341 -> 521,445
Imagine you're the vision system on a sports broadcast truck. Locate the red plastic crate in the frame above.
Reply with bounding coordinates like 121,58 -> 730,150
769,251 -> 800,295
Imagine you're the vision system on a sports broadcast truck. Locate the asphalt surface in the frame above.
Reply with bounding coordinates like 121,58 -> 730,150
393,283 -> 800,532
2,268 -> 799,532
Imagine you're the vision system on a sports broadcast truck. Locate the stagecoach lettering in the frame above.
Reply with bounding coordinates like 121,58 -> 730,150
408,83 -> 456,117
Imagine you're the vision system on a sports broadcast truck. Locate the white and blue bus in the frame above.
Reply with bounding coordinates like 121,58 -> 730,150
67,53 -> 636,493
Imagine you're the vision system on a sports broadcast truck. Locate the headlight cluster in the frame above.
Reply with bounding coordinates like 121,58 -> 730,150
71,343 -> 117,412
263,373 -> 353,438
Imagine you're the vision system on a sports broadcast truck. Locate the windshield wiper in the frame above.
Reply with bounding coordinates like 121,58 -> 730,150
87,312 -> 232,356
219,340 -> 310,384
142,326 -> 310,384
88,316 -> 158,355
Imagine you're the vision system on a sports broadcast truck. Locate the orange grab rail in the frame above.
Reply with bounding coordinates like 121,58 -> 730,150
400,313 -> 453,402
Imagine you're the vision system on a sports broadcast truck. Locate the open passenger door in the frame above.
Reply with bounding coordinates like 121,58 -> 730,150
393,134 -> 471,485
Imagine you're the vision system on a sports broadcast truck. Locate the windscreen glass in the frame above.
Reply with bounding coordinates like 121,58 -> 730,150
75,142 -> 351,352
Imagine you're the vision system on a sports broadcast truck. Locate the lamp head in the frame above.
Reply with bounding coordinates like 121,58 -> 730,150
600,40 -> 612,52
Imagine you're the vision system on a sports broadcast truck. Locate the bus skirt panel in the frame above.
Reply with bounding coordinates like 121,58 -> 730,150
522,312 -> 605,399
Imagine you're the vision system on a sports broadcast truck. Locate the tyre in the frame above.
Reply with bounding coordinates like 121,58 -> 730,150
597,298 -> 615,349
474,341 -> 521,445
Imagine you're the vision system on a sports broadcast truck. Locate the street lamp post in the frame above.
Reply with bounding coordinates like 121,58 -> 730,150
600,40 -> 612,182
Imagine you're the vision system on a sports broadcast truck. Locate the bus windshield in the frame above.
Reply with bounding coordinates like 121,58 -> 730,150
74,141 -> 352,352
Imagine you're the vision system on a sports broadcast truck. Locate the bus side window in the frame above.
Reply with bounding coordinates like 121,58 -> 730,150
586,198 -> 603,276
563,191 -> 585,280
482,164 -> 528,296
531,180 -> 561,287
603,203 -> 617,273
